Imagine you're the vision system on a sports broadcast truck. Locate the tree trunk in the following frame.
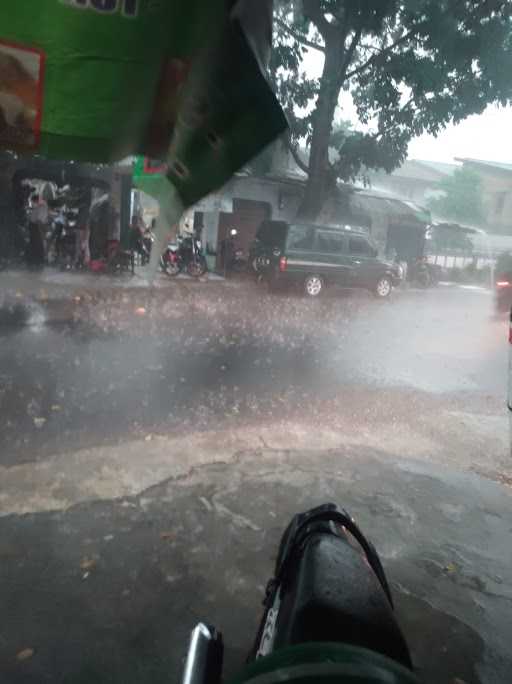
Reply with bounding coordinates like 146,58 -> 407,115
297,41 -> 342,222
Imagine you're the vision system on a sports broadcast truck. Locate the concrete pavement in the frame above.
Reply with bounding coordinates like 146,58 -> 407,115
1,446 -> 511,684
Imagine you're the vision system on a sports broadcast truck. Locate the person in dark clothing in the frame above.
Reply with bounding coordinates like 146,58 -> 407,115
220,228 -> 237,273
26,194 -> 46,267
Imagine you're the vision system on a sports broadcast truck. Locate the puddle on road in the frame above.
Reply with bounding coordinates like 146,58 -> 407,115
0,302 -> 47,332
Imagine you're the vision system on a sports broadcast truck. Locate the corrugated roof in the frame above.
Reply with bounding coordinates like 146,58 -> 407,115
414,160 -> 458,176
455,158 -> 512,173
371,159 -> 456,182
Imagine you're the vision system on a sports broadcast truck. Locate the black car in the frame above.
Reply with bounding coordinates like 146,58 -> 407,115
253,220 -> 402,297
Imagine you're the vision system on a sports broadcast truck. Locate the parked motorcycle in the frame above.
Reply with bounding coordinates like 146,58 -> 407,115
161,235 -> 207,278
160,241 -> 181,276
409,256 -> 439,288
182,503 -> 419,684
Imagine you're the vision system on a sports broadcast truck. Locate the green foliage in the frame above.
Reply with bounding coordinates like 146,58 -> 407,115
427,167 -> 485,226
272,0 -> 512,197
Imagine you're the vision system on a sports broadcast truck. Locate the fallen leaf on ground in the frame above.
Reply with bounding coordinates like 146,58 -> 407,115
145,434 -> 153,442
445,563 -> 457,573
33,417 -> 46,429
135,307 -> 146,315
51,405 -> 61,412
160,532 -> 176,541
80,558 -> 96,571
16,648 -> 34,662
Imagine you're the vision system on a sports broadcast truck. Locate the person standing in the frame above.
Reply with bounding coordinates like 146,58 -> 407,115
27,193 -> 47,267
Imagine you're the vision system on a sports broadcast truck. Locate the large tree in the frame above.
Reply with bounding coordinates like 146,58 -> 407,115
271,0 -> 512,220
427,167 -> 485,226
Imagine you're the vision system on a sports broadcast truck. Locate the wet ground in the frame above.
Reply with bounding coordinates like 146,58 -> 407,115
0,278 -> 506,467
0,272 -> 511,683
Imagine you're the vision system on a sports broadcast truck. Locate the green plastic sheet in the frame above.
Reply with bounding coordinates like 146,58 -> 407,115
0,0 -> 287,209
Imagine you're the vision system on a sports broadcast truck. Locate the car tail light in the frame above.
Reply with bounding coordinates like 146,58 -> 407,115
510,310 -> 512,344
279,256 -> 287,272
496,280 -> 511,288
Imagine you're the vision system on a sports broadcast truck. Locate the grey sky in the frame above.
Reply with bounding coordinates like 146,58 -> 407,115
407,106 -> 512,163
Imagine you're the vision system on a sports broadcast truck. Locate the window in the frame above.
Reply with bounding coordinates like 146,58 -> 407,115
256,220 -> 287,246
287,225 -> 314,250
349,236 -> 372,256
316,231 -> 346,253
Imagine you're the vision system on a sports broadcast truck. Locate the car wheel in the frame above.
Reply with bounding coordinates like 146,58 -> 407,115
304,275 -> 324,297
254,255 -> 269,273
375,276 -> 392,298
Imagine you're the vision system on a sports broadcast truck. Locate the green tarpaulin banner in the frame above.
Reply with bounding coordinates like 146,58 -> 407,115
0,0 -> 287,209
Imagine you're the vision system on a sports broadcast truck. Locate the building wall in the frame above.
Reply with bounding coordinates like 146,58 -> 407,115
191,174 -> 303,270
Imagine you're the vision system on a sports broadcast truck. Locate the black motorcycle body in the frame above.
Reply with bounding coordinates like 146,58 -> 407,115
409,258 -> 432,287
182,503 -> 419,684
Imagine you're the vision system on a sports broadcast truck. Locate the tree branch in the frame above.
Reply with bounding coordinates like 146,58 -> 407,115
371,96 -> 415,140
287,140 -> 310,174
303,0 -> 333,40
275,16 -> 325,52
358,42 -> 385,55
338,26 -> 363,87
345,27 -> 419,81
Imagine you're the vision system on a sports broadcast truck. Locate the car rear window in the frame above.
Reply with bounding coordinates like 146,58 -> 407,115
256,220 -> 287,246
287,225 -> 315,251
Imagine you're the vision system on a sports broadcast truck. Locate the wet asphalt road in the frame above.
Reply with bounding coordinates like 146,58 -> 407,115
0,281 -> 507,466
